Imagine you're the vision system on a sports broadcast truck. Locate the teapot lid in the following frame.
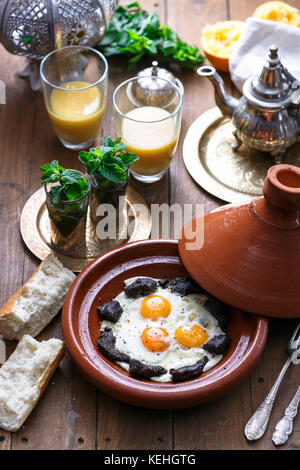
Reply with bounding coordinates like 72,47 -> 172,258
243,45 -> 299,109
127,61 -> 184,107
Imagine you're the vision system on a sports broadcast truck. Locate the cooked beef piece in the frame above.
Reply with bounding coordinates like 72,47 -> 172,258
203,334 -> 231,355
124,278 -> 157,298
158,279 -> 169,288
97,300 -> 123,323
204,295 -> 229,331
170,356 -> 209,382
97,328 -> 130,363
129,359 -> 167,379
160,276 -> 230,329
166,277 -> 205,296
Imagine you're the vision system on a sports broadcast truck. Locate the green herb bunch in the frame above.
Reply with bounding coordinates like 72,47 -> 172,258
78,136 -> 139,184
40,161 -> 89,205
98,2 -> 204,70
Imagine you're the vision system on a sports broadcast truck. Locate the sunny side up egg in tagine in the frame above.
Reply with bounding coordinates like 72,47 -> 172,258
97,276 -> 231,383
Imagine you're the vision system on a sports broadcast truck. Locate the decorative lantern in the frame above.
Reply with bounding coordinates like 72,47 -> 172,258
0,0 -> 118,89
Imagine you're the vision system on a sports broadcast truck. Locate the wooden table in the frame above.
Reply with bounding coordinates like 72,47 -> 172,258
0,0 -> 299,451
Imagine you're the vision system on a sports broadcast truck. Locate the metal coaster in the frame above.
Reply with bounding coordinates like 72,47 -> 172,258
20,186 -> 151,272
183,107 -> 300,203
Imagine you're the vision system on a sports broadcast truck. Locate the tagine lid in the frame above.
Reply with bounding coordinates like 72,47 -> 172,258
178,164 -> 300,318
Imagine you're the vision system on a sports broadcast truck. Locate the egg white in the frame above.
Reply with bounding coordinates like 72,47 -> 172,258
100,277 -> 225,382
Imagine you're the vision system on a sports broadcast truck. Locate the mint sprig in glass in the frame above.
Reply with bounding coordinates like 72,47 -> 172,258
78,137 -> 138,224
41,160 -> 91,252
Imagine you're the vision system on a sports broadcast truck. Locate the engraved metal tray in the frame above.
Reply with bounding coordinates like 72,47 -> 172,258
20,186 -> 152,272
183,107 -> 300,203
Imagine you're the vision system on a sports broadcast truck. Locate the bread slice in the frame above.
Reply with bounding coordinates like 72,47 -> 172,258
0,254 -> 76,340
0,334 -> 64,432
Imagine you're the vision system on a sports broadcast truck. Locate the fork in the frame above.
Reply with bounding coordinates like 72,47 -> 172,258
244,321 -> 300,441
272,385 -> 300,446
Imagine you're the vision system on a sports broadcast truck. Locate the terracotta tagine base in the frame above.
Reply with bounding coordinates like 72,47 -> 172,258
62,239 -> 268,409
179,164 -> 300,318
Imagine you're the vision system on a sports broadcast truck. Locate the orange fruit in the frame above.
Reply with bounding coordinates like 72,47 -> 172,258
201,21 -> 245,72
252,1 -> 300,28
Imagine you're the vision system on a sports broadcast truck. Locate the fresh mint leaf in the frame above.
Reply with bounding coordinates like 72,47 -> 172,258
78,136 -> 138,184
90,148 -> 102,157
61,169 -> 84,185
99,147 -> 115,158
99,163 -> 127,184
65,179 -> 89,201
78,151 -> 101,174
41,160 -> 89,205
112,156 -> 126,168
88,159 -> 101,174
50,160 -> 59,171
121,152 -> 139,166
97,2 -> 204,70
41,170 -> 60,184
49,185 -> 62,206
103,136 -> 115,147
114,141 -> 127,152
126,1 -> 141,8
40,163 -> 51,172
78,151 -> 92,164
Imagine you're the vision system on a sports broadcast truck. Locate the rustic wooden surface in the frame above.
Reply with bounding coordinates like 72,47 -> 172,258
0,0 -> 299,450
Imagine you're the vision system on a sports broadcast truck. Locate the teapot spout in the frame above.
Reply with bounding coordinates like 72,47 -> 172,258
197,66 -> 239,118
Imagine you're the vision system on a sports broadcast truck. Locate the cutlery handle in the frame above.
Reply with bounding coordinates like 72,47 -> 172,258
244,355 -> 292,441
272,386 -> 300,446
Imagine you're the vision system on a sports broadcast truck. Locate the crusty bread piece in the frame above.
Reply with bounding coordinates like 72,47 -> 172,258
0,254 -> 76,340
0,334 -> 64,432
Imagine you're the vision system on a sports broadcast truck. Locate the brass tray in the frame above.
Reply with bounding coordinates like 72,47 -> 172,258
20,186 -> 151,272
183,107 -> 300,203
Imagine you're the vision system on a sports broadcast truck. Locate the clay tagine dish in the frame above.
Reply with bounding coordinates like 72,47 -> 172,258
62,239 -> 268,409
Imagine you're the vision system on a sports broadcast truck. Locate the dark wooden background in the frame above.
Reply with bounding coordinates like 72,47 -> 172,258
0,0 -> 299,450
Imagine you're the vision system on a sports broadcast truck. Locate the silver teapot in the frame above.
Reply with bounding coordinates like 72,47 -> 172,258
197,46 -> 300,163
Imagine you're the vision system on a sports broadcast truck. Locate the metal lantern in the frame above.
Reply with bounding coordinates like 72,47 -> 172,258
0,0 -> 118,89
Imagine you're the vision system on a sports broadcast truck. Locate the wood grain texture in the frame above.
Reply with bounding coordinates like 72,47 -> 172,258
0,0 -> 299,450
0,50 -> 33,451
97,394 -> 173,450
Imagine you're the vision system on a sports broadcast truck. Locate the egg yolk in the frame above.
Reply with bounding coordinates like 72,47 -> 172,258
140,295 -> 171,319
141,327 -> 170,352
175,324 -> 208,348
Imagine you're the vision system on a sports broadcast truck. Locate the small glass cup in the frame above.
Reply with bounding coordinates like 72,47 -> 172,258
89,169 -> 129,225
40,46 -> 108,150
113,76 -> 183,183
45,170 -> 91,252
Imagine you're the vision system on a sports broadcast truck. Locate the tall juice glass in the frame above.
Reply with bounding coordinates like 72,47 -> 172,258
113,76 -> 183,183
40,46 -> 108,150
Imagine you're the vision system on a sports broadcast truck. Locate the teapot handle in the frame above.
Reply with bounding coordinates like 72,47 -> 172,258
281,65 -> 300,89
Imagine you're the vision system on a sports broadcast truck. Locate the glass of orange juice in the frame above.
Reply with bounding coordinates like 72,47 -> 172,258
40,46 -> 108,150
113,76 -> 183,183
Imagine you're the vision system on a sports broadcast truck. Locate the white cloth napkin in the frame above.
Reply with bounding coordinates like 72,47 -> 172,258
229,17 -> 300,92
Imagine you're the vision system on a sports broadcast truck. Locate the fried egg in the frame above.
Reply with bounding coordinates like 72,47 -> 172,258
100,277 -> 225,382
